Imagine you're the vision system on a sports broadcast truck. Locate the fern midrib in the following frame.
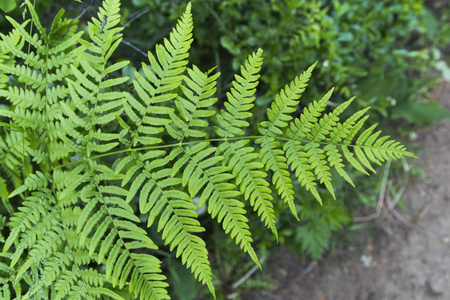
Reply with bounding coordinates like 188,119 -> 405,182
84,49 -> 108,158
42,35 -> 56,169
57,134 -> 413,172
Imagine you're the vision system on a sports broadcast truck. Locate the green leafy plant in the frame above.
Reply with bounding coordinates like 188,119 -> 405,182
119,0 -> 441,112
0,0 -> 17,13
0,0 -> 416,299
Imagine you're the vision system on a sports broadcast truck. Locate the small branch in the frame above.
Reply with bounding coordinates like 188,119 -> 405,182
123,7 -> 151,29
390,179 -> 407,207
301,260 -> 317,276
259,291 -> 283,300
385,193 -> 441,240
123,2 -> 175,30
354,161 -> 391,222
121,40 -> 148,57
231,254 -> 267,289
63,0 -> 95,37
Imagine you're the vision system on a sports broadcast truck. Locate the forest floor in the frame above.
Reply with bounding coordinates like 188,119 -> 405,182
243,81 -> 450,300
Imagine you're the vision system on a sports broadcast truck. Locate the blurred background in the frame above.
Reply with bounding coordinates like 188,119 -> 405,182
2,0 -> 449,299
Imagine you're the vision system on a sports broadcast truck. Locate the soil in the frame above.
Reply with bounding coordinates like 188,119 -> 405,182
242,81 -> 450,300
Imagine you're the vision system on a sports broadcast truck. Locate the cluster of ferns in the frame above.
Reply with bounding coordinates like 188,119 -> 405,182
0,0 -> 415,299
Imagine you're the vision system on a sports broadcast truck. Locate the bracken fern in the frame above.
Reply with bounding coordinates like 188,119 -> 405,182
0,1 -> 416,299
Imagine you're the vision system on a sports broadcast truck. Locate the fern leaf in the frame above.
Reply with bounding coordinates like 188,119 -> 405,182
259,62 -> 316,137
215,49 -> 263,138
257,63 -> 316,217
61,0 -> 129,158
224,140 -> 278,237
323,106 -> 371,186
167,65 -> 219,141
1,1 -> 83,166
126,3 -> 193,148
172,142 -> 260,268
214,50 -> 277,236
75,163 -> 169,299
284,140 -> 322,203
138,164 -> 214,293
164,63 -> 260,267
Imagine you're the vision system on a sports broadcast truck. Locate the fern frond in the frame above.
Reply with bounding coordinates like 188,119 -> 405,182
215,48 -> 263,138
282,78 -> 330,204
124,2 -> 193,147
75,161 -> 169,299
0,129 -> 30,193
174,142 -> 260,268
3,189 -> 54,256
345,123 -> 417,172
322,106 -> 371,186
111,4 -> 215,294
0,0 -> 82,165
61,0 -> 128,157
258,62 -> 316,137
166,65 -> 218,141
214,50 -> 277,237
8,171 -> 51,198
166,64 -> 260,267
117,149 -> 216,294
0,28 -> 22,91
223,140 -> 278,237
257,63 -> 316,217
283,86 -> 417,205
0,218 -> 17,300
125,151 -> 215,294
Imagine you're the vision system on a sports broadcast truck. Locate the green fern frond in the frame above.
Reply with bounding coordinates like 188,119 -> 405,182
166,65 -> 219,141
0,129 -> 30,192
283,86 -> 416,205
0,253 -> 15,300
214,49 -> 277,237
0,0 -> 82,165
222,140 -> 278,238
122,151 -> 215,294
62,0 -> 128,157
0,27 -> 22,91
258,62 -> 316,137
322,107 -> 371,186
215,49 -> 263,138
0,1 -> 418,299
178,145 -> 260,267
167,65 -> 260,267
122,3 -> 192,148
113,4 -> 215,294
75,161 -> 169,299
257,63 -> 316,217
3,189 -> 54,256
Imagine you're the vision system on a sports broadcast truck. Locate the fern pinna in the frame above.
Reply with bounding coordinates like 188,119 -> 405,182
0,0 -> 416,299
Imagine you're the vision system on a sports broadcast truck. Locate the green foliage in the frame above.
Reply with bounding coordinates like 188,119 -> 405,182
290,196 -> 351,259
0,0 -> 416,299
118,0 -> 446,118
0,0 -> 16,13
